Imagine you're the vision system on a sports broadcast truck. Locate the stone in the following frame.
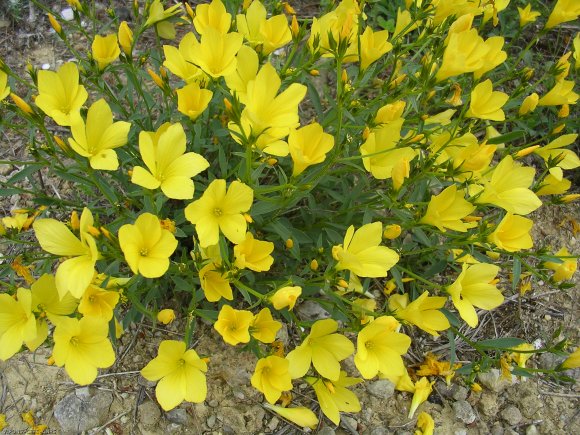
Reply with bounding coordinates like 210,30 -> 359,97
478,393 -> 499,417
318,426 -> 336,435
296,300 -> 330,320
490,423 -> 504,435
207,415 -> 217,428
0,164 -> 13,176
233,390 -> 245,400
367,379 -> 395,399
501,405 -> 523,426
526,425 -> 539,435
369,427 -> 388,435
166,408 -> 188,425
139,401 -> 161,427
454,430 -> 467,435
452,386 -> 469,402
268,416 -> 279,431
478,369 -> 515,392
60,7 -> 74,21
53,387 -> 113,433
342,416 -> 358,434
453,400 -> 477,425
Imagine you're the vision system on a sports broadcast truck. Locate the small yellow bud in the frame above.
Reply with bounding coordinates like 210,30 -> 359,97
100,226 -> 113,241
147,68 -> 164,88
283,2 -> 296,15
462,215 -> 482,222
127,168 -> 133,177
341,69 -> 348,83
471,383 -> 482,392
383,224 -> 402,239
383,279 -> 397,295
291,14 -> 300,37
48,13 -> 62,34
118,21 -> 134,56
362,126 -> 370,140
223,98 -> 233,113
486,250 -> 501,260
561,194 -> 580,203
185,3 -> 194,22
552,123 -> 565,134
87,226 -> 101,237
558,104 -> 570,118
285,238 -> 294,249
47,355 -> 55,365
409,133 -> 425,143
53,135 -> 69,153
160,218 -> 176,233
337,279 -> 348,288
515,145 -> 540,158
522,67 -> 534,80
242,0 -> 252,10
70,210 -> 80,230
266,158 -> 278,166
243,213 -> 253,223
310,259 -> 319,271
157,308 -> 176,325
10,93 -> 34,114
309,69 -> 320,76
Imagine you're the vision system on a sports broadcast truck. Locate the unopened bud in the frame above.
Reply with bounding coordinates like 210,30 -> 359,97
53,135 -> 69,153
266,158 -> 277,166
100,226 -> 113,240
147,68 -> 164,88
70,210 -> 80,230
310,259 -> 319,271
341,69 -> 348,83
87,226 -> 101,237
309,69 -> 320,76
558,104 -> 570,118
223,98 -> 233,112
10,93 -> 34,114
552,123 -> 565,134
515,145 -> 540,158
243,213 -> 253,223
383,224 -> 402,239
48,13 -> 62,35
185,3 -> 194,21
362,126 -> 370,140
285,238 -> 294,249
337,279 -> 348,288
283,2 -> 296,15
561,193 -> 580,203
291,14 -> 299,37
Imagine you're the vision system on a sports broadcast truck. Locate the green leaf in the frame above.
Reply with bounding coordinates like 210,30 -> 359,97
512,257 -> 521,292
477,337 -> 526,350
486,130 -> 525,144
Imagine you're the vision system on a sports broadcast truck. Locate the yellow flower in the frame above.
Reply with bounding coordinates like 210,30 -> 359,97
289,122 -> 335,176
388,292 -> 450,337
519,93 -> 539,115
224,45 -> 259,103
145,0 -> 181,39
545,0 -> 580,29
374,100 -> 406,125
234,232 -> 274,272
562,348 -> 580,369
488,213 -> 533,252
91,34 -> 120,69
481,0 -> 509,26
68,98 -> 130,170
415,412 -> 435,435
306,372 -> 362,425
78,284 -> 120,321
0,414 -> 6,431
354,316 -> 411,380
141,340 -> 208,410
132,122 -> 209,199
408,377 -> 434,418
420,185 -> 477,232
236,0 -> 291,55
360,121 -> 417,180
544,247 -> 577,282
35,62 -> 88,126
393,8 -> 418,38
352,298 -> 377,324
118,213 -> 178,278
518,4 -> 541,27
359,27 -> 392,70
157,309 -> 176,325
534,134 -> 580,170
193,0 -> 231,35
185,179 -> 254,247
537,172 -> 571,196
510,343 -> 535,368
436,29 -> 488,82
271,286 -> 302,310
466,79 -> 508,121
199,262 -> 233,302
262,404 -> 318,429
417,353 -> 460,384
190,28 -> 243,78
286,318 -> 354,381
0,70 -> 10,101
0,288 -> 37,360
332,222 -> 399,278
176,82 -> 213,121
447,263 -> 503,328
52,316 -> 115,385
118,21 -> 133,56
232,63 -> 306,156
473,36 -> 506,79
538,80 -> 579,106
163,33 -> 205,83
474,155 -> 542,215
31,274 -> 78,320
33,208 -> 98,298
214,305 -> 253,345
250,308 -> 281,343
251,355 -> 293,403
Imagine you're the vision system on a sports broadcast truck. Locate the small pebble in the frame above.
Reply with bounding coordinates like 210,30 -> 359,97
61,8 -> 74,21
206,415 -> 216,428
41,63 -> 50,70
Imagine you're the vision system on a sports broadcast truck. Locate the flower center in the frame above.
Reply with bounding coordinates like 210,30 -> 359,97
140,248 -> 149,257
213,208 -> 223,217
70,336 -> 80,347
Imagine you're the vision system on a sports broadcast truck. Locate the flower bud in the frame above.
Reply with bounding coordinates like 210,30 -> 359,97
291,15 -> 300,38
310,259 -> 319,271
118,21 -> 133,56
285,238 -> 294,249
515,145 -> 540,158
383,224 -> 402,239
70,210 -> 80,230
157,308 -> 176,325
10,93 -> 34,114
48,13 -> 62,35
558,104 -> 570,118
